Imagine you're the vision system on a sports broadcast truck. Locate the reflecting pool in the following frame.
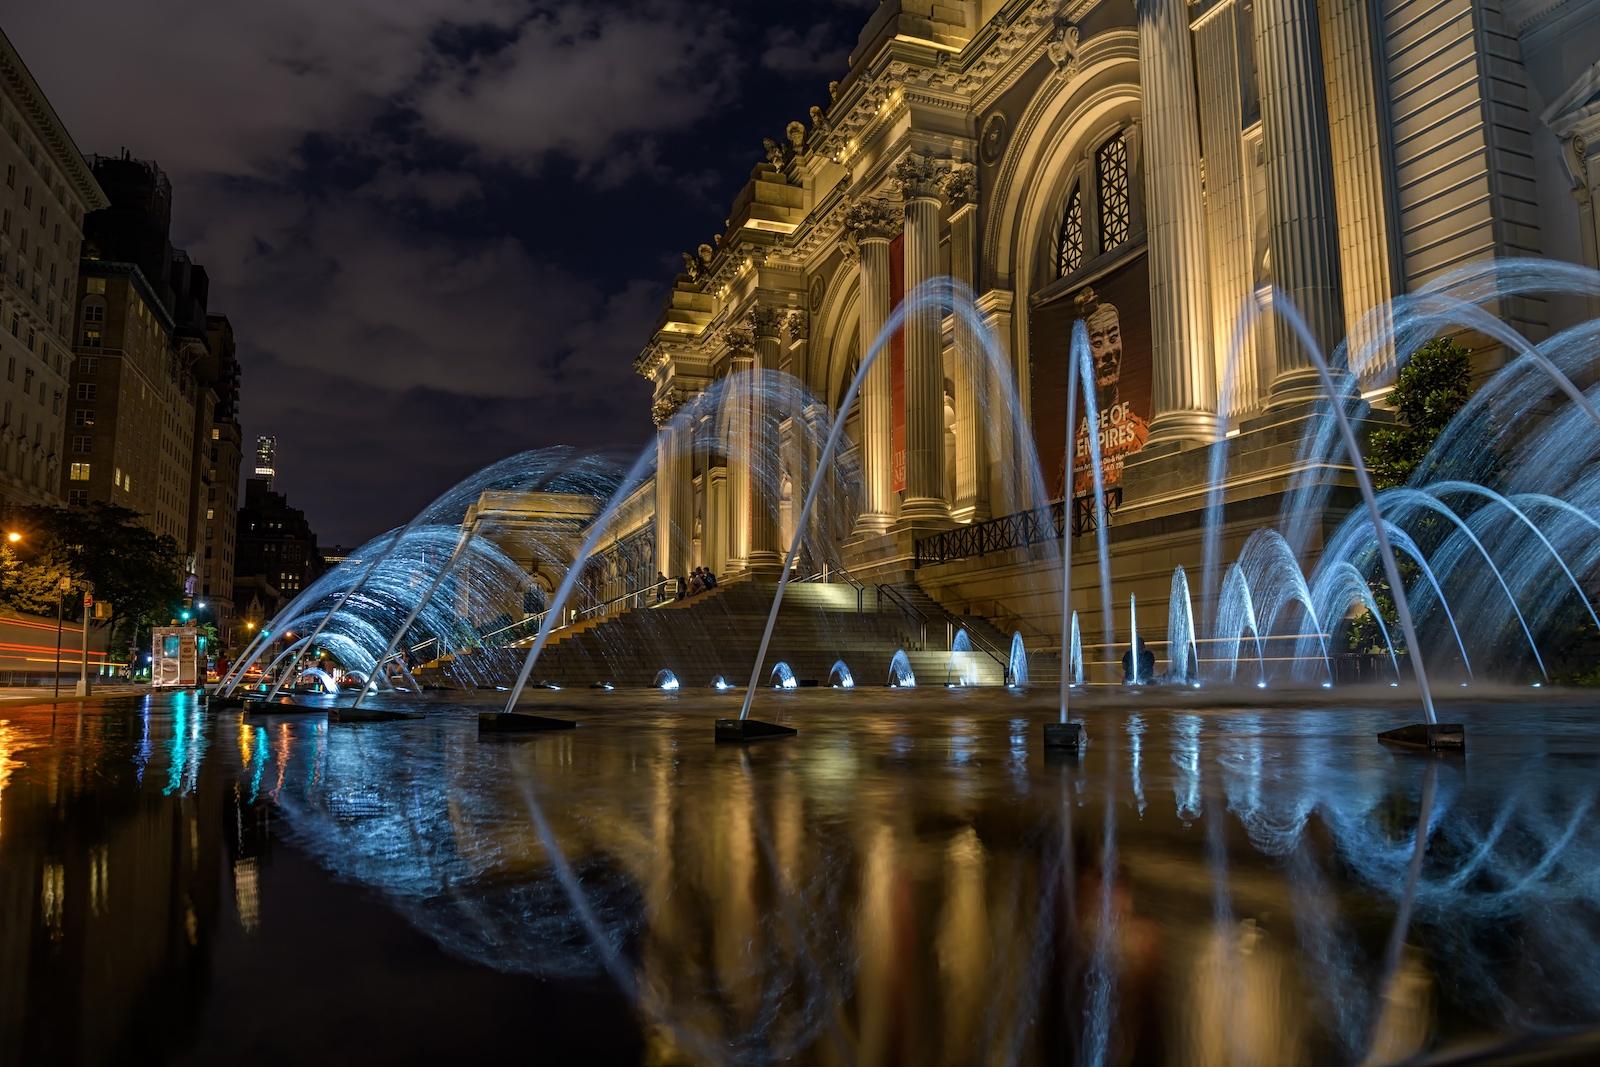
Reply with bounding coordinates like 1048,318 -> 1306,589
3,690 -> 1599,1065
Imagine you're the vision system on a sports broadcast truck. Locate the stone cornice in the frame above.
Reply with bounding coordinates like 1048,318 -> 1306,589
0,29 -> 107,212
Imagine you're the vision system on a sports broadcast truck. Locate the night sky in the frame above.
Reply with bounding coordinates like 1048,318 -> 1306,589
4,0 -> 875,546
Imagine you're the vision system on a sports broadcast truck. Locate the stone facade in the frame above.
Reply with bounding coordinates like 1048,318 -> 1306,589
624,0 -> 1596,640
0,27 -> 105,508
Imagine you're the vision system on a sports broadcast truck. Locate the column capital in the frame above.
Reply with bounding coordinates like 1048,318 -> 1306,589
723,326 -> 755,362
749,305 -> 785,338
942,162 -> 977,210
785,310 -> 808,341
651,390 -> 685,427
893,153 -> 950,201
843,197 -> 902,243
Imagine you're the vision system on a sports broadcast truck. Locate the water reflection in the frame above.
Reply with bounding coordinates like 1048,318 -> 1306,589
1,693 -> 1599,1065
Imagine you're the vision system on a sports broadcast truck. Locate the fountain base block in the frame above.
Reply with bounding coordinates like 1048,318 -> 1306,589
1377,723 -> 1465,751
478,712 -> 577,735
242,700 -> 329,717
210,692 -> 248,710
715,718 -> 797,743
331,706 -> 424,723
1043,722 -> 1088,750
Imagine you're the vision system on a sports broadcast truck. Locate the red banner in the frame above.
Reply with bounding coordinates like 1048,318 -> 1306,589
889,233 -> 906,494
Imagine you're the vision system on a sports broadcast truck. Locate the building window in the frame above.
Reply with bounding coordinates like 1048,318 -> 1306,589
1057,185 -> 1084,276
4,357 -> 11,381
81,328 -> 101,348
78,356 -> 97,374
74,383 -> 95,401
73,409 -> 94,427
72,435 -> 90,453
1097,133 -> 1131,250
86,278 -> 105,295
69,462 -> 89,481
67,489 -> 87,506
23,368 -> 31,391
83,302 -> 104,323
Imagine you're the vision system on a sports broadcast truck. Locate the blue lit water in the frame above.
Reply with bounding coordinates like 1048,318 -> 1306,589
2,690 -> 1599,1065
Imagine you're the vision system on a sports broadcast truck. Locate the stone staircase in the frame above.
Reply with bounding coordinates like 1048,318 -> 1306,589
429,575 -> 1001,689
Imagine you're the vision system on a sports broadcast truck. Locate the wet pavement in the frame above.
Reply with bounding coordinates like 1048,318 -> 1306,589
2,688 -> 1599,1065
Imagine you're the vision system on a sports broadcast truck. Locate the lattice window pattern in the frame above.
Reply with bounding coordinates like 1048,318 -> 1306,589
1097,133 -> 1130,250
1057,186 -> 1084,276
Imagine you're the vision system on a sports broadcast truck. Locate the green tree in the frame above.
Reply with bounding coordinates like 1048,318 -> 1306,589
1366,337 -> 1473,490
0,503 -> 186,650
1347,337 -> 1474,653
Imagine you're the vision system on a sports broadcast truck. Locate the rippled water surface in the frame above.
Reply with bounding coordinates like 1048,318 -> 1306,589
3,689 -> 1599,1065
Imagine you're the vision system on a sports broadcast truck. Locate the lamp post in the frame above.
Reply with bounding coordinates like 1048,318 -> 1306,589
76,587 -> 93,697
53,576 -> 71,698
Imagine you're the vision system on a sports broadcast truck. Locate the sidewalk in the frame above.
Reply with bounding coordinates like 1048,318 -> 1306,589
0,684 -> 156,706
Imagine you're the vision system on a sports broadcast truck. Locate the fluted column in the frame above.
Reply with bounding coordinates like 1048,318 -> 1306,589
895,154 -> 951,523
725,329 -> 755,572
1137,0 -> 1218,444
746,307 -> 784,569
1193,0 -> 1262,420
1320,0 -> 1396,387
653,393 -> 691,581
845,199 -> 901,536
945,164 -> 990,522
1254,0 -> 1346,402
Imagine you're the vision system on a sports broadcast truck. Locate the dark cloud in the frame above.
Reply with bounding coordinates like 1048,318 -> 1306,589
5,0 -> 867,544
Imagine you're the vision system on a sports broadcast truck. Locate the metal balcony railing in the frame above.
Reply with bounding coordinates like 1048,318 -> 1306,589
914,488 -> 1122,567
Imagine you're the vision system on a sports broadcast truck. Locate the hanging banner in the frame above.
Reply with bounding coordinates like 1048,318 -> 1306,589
1029,251 -> 1152,507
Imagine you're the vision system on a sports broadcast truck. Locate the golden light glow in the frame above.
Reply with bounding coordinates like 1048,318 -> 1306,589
5,531 -> 20,544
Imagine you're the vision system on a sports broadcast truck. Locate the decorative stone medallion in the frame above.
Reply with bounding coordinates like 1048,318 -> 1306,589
980,111 -> 1008,166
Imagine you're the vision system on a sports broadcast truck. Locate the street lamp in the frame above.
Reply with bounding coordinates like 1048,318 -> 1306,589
5,530 -> 21,544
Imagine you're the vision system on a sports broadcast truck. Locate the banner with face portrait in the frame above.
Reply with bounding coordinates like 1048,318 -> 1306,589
1028,252 -> 1153,509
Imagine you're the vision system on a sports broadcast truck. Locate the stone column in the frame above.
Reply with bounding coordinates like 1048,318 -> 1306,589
844,198 -> 902,535
725,329 -> 755,572
1136,0 -> 1218,444
974,289 -> 1018,514
1320,0 -> 1397,388
785,312 -> 815,566
1193,0 -> 1261,420
653,393 -> 689,582
895,154 -> 951,523
746,307 -> 784,570
1253,0 -> 1346,402
944,164 -> 990,523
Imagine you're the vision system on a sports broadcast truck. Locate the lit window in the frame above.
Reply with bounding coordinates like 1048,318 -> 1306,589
206,508 -> 214,519
1097,133 -> 1131,250
210,428 -> 219,440
69,462 -> 89,481
1057,185 -> 1084,276
86,278 -> 105,295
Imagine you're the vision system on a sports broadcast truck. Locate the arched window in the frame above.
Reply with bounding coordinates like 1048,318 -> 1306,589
1096,133 -> 1131,250
1056,185 -> 1084,277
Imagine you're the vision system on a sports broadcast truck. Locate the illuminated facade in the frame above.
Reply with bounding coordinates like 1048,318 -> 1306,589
0,27 -> 106,508
634,0 -> 1600,635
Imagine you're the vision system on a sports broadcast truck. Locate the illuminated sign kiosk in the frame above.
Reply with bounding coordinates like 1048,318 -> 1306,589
152,626 -> 201,688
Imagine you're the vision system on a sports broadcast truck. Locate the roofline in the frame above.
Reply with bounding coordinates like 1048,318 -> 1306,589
0,25 -> 108,212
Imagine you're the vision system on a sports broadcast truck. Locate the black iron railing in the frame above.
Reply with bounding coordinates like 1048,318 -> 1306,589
914,489 -> 1122,567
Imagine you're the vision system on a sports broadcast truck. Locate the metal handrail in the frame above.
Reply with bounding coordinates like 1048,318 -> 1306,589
874,583 -> 928,649
795,561 -> 868,613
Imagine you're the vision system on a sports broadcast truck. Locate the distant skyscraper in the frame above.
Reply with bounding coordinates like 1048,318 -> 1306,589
254,434 -> 276,484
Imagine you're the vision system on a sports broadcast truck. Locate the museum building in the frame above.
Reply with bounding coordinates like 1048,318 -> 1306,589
570,0 -> 1599,640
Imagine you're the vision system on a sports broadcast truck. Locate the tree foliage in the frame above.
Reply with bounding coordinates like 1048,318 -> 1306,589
1366,337 -> 1473,490
1347,337 -> 1474,654
0,504 -> 186,648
